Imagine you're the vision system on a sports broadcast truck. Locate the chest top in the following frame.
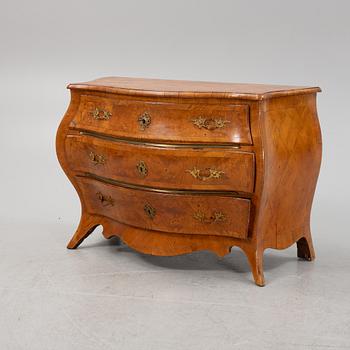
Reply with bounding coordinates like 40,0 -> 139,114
68,76 -> 321,100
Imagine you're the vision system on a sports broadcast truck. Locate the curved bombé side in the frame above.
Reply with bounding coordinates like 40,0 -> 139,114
56,90 -> 99,248
256,93 -> 322,255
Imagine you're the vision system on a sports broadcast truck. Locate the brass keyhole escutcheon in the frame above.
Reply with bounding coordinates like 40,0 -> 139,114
144,204 -> 156,219
138,112 -> 151,130
136,161 -> 148,177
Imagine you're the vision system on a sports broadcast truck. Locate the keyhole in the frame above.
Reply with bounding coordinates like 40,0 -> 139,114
136,161 -> 148,177
144,204 -> 156,219
138,112 -> 151,130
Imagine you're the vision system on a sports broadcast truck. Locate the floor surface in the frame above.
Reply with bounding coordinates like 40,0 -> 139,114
0,202 -> 349,350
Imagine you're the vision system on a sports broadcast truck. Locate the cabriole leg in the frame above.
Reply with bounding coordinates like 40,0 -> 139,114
297,233 -> 315,261
67,213 -> 99,249
241,245 -> 265,287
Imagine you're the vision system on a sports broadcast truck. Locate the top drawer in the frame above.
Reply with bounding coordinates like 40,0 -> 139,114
70,95 -> 252,145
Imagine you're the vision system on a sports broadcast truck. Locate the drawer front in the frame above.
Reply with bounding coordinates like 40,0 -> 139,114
70,95 -> 252,145
76,177 -> 251,239
66,134 -> 255,193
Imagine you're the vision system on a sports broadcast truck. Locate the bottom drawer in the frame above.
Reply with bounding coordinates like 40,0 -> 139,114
76,176 -> 251,239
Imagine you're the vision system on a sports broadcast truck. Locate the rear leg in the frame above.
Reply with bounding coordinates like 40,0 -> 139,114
297,234 -> 315,261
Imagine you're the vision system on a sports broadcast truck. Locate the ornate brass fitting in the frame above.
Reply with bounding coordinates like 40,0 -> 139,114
91,108 -> 112,120
136,161 -> 148,177
138,112 -> 151,130
186,167 -> 224,181
193,211 -> 226,223
89,151 -> 106,165
96,192 -> 115,207
192,117 -> 230,130
144,203 -> 156,219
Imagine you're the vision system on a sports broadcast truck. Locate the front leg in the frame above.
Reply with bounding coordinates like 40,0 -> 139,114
241,245 -> 265,287
67,212 -> 100,249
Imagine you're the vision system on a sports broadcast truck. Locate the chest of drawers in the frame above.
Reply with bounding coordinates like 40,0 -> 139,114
56,77 -> 322,286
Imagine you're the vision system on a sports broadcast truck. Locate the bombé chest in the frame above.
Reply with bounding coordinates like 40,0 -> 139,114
56,77 -> 322,286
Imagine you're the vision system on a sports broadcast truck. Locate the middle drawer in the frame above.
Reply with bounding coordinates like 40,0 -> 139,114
65,134 -> 255,193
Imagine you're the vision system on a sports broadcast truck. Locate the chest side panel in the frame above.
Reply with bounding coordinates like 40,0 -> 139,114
258,94 -> 322,249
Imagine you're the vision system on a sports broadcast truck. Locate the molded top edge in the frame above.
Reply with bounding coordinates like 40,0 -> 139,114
68,76 -> 321,100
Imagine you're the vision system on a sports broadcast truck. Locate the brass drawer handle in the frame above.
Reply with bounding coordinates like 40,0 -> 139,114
138,112 -> 151,130
144,203 -> 156,219
192,117 -> 230,130
96,192 -> 114,207
193,211 -> 226,223
91,107 -> 112,120
136,161 -> 148,177
186,167 -> 224,181
89,151 -> 106,165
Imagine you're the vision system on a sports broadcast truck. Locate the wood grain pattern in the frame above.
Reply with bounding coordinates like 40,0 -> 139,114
70,94 -> 252,145
257,94 -> 322,250
65,134 -> 255,192
75,176 -> 251,239
68,76 -> 321,100
56,76 -> 322,286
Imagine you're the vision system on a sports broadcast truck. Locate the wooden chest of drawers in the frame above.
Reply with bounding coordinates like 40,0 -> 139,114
56,77 -> 322,286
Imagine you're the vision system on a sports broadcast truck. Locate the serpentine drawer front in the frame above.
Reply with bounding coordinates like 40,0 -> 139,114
65,134 -> 255,192
76,176 -> 251,239
57,76 -> 322,286
70,94 -> 252,145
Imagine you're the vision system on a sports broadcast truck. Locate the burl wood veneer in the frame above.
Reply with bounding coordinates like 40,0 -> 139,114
56,76 -> 322,286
